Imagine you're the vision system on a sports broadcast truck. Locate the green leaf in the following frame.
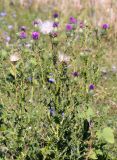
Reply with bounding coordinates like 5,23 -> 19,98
102,127 -> 114,144
89,150 -> 97,159
86,107 -> 95,121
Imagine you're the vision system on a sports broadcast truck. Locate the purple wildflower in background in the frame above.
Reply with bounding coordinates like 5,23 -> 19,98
8,25 -> 13,30
0,12 -> 7,17
28,77 -> 32,83
72,71 -> 79,77
20,26 -> 26,32
66,24 -> 73,31
6,36 -> 11,42
48,78 -> 55,83
19,31 -> 27,39
62,112 -> 64,117
32,32 -> 40,40
33,20 -> 39,25
89,84 -> 95,90
49,108 -> 55,116
53,22 -> 59,28
69,16 -> 77,24
102,24 -> 109,29
53,13 -> 59,18
80,22 -> 84,28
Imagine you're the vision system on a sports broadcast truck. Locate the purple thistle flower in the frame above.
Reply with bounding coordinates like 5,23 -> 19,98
32,32 -> 40,40
89,84 -> 95,90
102,24 -> 109,29
19,31 -> 27,39
33,20 -> 39,25
20,26 -> 26,32
48,78 -> 55,83
66,24 -> 73,31
80,22 -> 84,28
50,32 -> 58,38
53,22 -> 59,28
72,71 -> 79,77
69,16 -> 77,24
53,13 -> 59,18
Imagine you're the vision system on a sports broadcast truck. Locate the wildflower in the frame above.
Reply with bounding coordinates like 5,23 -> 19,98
66,24 -> 73,31
101,68 -> 107,76
0,12 -> 7,17
72,71 -> 79,77
20,26 -> 26,31
49,108 -> 55,116
69,16 -> 77,24
53,13 -> 59,18
48,78 -> 55,83
50,32 -> 58,38
6,36 -> 11,42
62,112 -> 64,117
112,65 -> 117,73
8,25 -> 13,30
28,77 -> 32,83
32,32 -> 40,40
39,21 -> 53,34
53,22 -> 59,28
10,53 -> 20,62
80,22 -> 84,28
25,43 -> 31,48
19,31 -> 27,39
89,84 -> 95,90
33,19 -> 42,27
102,24 -> 109,29
58,52 -> 70,63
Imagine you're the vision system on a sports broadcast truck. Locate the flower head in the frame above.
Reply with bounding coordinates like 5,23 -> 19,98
33,19 -> 42,27
20,26 -> 26,31
69,17 -> 77,24
80,22 -> 84,28
32,32 -> 40,40
102,24 -> 109,29
19,31 -> 27,39
48,78 -> 55,83
28,77 -> 32,83
72,71 -> 79,77
6,36 -> 11,42
89,84 -> 95,90
66,24 -> 73,31
53,22 -> 59,28
58,52 -> 70,63
53,13 -> 59,18
8,25 -> 13,30
10,53 -> 20,62
39,21 -> 53,34
0,12 -> 7,17
50,32 -> 58,38
49,108 -> 55,116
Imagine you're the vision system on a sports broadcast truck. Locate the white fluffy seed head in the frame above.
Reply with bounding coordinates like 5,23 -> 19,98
10,53 -> 20,62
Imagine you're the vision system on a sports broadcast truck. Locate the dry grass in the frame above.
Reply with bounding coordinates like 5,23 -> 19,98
18,0 -> 117,26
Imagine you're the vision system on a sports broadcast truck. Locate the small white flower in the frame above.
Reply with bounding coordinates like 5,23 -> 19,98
58,52 -> 70,63
39,20 -> 53,34
10,53 -> 20,62
112,65 -> 117,73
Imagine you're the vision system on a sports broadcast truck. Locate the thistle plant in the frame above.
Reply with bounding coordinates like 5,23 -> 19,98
0,6 -> 116,160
